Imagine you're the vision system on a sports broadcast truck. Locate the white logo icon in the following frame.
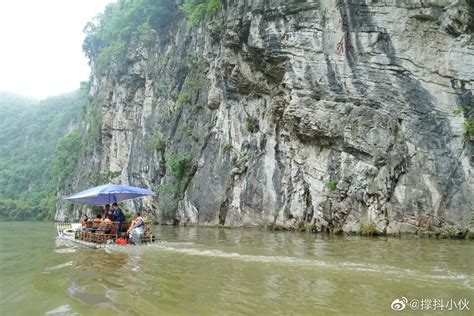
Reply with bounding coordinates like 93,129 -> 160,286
391,297 -> 408,311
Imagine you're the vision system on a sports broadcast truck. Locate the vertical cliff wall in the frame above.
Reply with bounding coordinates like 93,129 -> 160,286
56,0 -> 473,236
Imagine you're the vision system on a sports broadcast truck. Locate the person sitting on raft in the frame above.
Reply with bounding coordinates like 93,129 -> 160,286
92,214 -> 102,232
128,212 -> 145,244
81,215 -> 89,230
98,214 -> 115,234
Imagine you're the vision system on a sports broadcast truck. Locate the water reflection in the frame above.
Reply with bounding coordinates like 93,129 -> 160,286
64,248 -> 134,311
73,249 -> 129,274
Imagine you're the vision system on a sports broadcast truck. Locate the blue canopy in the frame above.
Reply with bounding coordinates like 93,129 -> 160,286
64,183 -> 155,205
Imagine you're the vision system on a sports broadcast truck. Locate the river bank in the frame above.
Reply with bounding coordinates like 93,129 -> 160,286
156,221 -> 474,240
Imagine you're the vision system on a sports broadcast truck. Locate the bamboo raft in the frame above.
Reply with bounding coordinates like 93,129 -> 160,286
55,221 -> 155,248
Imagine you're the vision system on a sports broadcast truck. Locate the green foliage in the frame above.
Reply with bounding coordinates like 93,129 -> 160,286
166,154 -> 193,181
189,3 -> 207,27
267,106 -> 279,116
223,143 -> 233,153
179,124 -> 193,138
204,122 -> 213,130
267,223 -> 284,231
146,132 -> 166,153
442,226 -> 468,239
83,0 -> 175,72
183,55 -> 198,71
360,223 -> 377,236
175,92 -> 191,109
207,0 -> 222,13
445,227 -> 457,238
184,78 -> 202,91
159,52 -> 171,66
191,103 -> 204,112
451,104 -> 473,138
0,90 -> 85,221
464,118 -> 474,138
326,179 -> 339,190
211,20 -> 225,34
452,103 -> 472,116
178,76 -> 205,112
158,154 -> 194,219
267,106 -> 283,122
245,116 -> 259,133
232,156 -> 248,169
181,0 -> 222,26
306,223 -> 316,233
157,112 -> 166,123
452,108 -> 465,115
96,40 -> 127,72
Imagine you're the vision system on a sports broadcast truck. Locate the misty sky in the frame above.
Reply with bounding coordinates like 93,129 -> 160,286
0,0 -> 114,99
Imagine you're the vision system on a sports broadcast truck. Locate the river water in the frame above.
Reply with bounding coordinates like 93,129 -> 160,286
0,222 -> 472,315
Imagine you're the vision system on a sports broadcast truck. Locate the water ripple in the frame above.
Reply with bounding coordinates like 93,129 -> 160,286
44,261 -> 73,272
106,242 -> 473,287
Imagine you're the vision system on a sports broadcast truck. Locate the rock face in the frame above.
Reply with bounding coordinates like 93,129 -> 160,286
56,0 -> 473,235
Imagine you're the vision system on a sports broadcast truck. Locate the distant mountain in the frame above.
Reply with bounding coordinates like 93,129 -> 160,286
0,91 -> 38,108
0,89 -> 86,220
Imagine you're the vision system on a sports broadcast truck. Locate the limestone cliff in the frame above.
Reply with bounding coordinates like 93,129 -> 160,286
56,0 -> 474,236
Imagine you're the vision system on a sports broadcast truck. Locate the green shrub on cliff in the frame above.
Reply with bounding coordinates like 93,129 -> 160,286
326,179 -> 338,190
175,92 -> 191,109
207,0 -> 222,12
146,132 -> 166,153
181,0 -> 222,26
83,0 -> 175,72
96,40 -> 127,72
464,118 -> 474,138
306,223 -> 316,233
245,116 -> 259,133
156,154 -> 194,219
167,154 -> 193,181
179,124 -> 194,138
360,223 -> 377,236
452,104 -> 473,138
223,143 -> 233,153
